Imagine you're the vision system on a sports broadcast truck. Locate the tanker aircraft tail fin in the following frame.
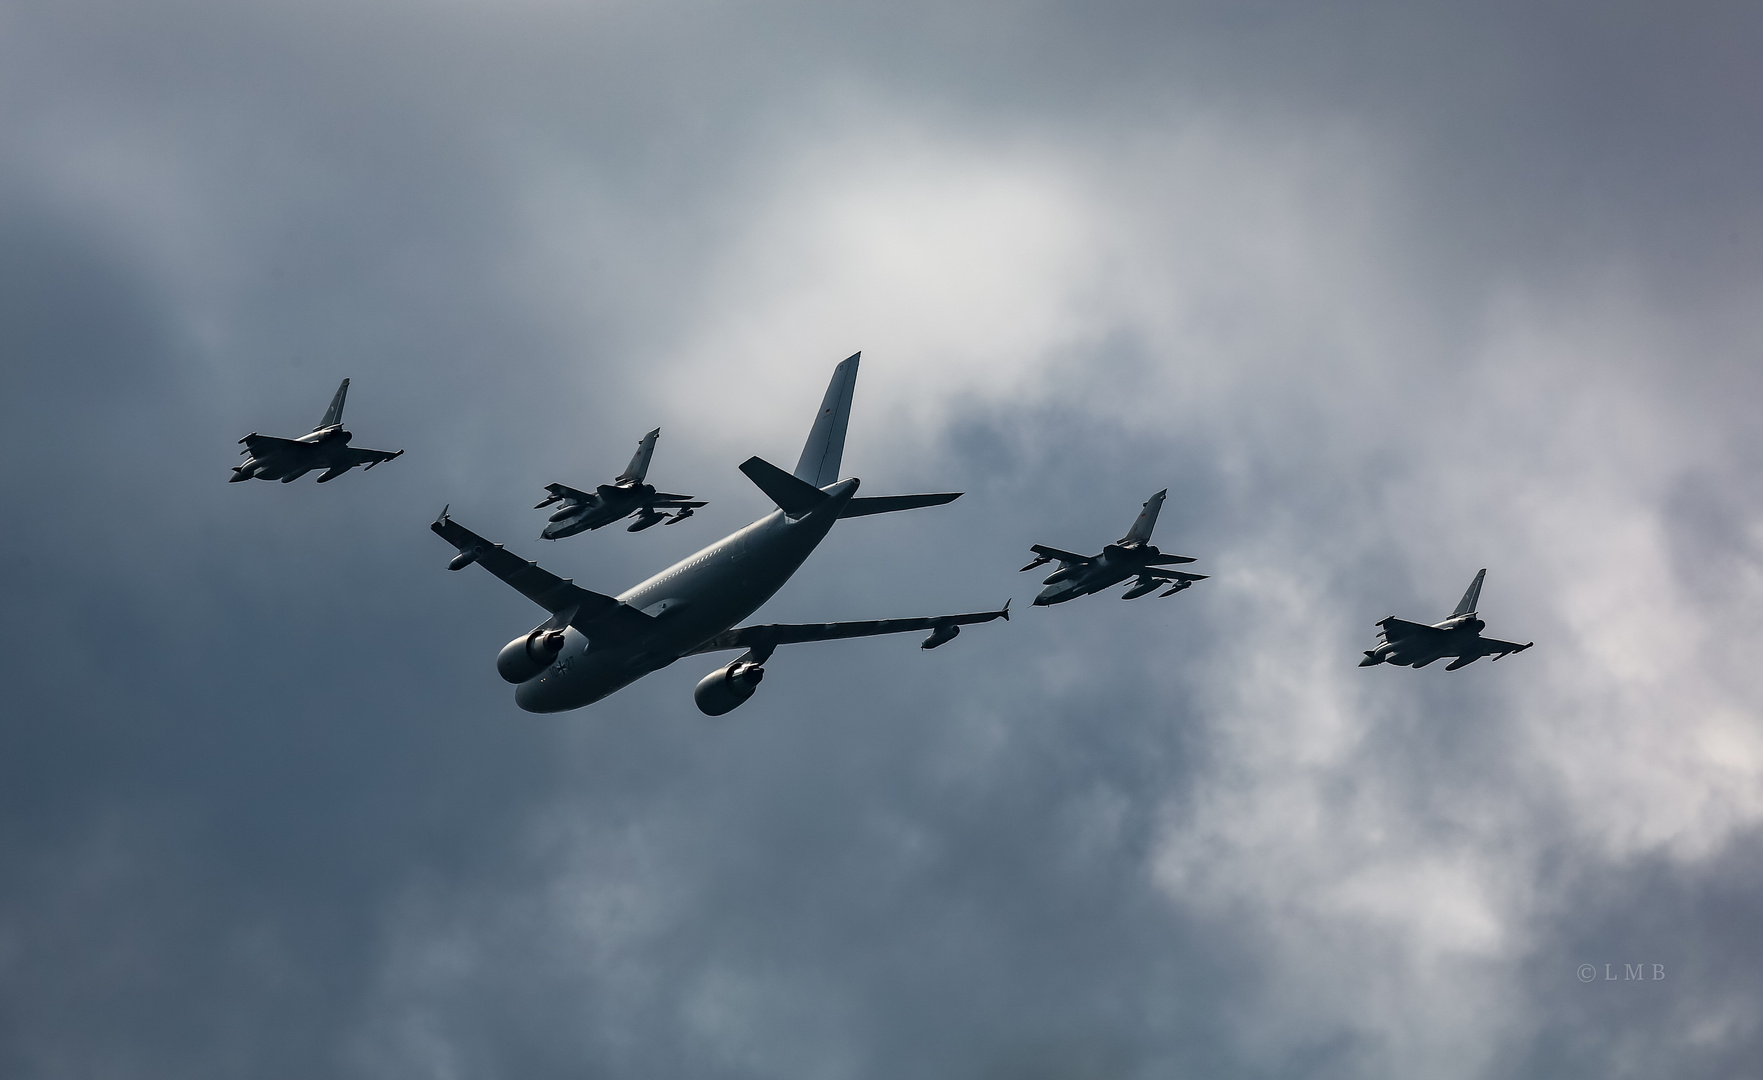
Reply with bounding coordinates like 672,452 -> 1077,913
794,353 -> 859,487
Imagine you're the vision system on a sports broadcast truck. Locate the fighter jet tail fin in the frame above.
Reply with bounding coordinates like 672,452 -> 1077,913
316,378 -> 349,431
741,455 -> 829,516
1452,568 -> 1487,617
617,428 -> 661,483
1120,489 -> 1168,544
794,352 -> 859,487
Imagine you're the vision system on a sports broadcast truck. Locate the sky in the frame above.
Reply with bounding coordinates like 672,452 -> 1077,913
3,1 -> 1762,1076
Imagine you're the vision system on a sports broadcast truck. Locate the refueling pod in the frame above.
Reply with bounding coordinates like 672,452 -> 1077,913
449,544 -> 488,571
694,660 -> 765,715
497,629 -> 567,683
920,624 -> 960,649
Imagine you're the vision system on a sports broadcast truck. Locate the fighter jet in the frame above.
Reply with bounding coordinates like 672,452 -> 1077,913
231,378 -> 403,483
1021,490 -> 1207,606
1359,569 -> 1533,670
533,428 -> 706,538
432,352 -> 1000,715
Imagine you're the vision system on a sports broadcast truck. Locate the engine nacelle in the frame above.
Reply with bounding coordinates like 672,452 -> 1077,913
920,624 -> 960,649
694,660 -> 765,715
496,629 -> 567,684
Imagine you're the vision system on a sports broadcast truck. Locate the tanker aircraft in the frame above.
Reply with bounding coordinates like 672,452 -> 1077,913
433,353 -> 1000,715
533,428 -> 706,539
1021,490 -> 1206,605
1359,569 -> 1533,670
231,378 -> 403,483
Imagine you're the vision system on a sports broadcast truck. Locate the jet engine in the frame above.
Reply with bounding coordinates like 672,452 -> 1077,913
496,628 -> 567,683
694,660 -> 765,715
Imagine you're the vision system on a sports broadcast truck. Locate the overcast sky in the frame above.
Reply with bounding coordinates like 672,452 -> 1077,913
4,1 -> 1762,1077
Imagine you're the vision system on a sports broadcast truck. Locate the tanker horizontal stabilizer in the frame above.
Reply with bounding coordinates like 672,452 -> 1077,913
837,492 -> 963,518
740,455 -> 829,516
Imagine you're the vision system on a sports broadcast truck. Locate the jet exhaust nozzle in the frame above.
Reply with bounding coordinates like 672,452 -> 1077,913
695,660 -> 764,715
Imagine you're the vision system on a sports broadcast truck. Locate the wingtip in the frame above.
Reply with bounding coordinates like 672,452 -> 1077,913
1001,598 -> 1011,621
435,503 -> 450,525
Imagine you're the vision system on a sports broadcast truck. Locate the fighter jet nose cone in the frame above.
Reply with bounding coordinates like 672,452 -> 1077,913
1032,596 -> 1050,606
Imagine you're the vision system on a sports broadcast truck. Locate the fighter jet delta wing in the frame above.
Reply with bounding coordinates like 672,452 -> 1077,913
345,445 -> 403,468
1376,616 -> 1443,643
1478,636 -> 1534,660
686,602 -> 1010,660
317,445 -> 404,482
239,433 -> 305,455
431,507 -> 652,635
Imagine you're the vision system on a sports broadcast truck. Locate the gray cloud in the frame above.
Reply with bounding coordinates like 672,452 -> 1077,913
3,1 -> 1761,1077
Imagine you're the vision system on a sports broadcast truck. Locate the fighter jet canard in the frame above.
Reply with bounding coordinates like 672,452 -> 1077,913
1021,489 -> 1208,606
231,378 -> 404,484
1359,568 -> 1534,671
433,352 -> 1004,715
532,428 -> 707,539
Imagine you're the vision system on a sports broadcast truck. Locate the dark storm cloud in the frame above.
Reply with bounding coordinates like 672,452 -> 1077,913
3,2 -> 1762,1077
